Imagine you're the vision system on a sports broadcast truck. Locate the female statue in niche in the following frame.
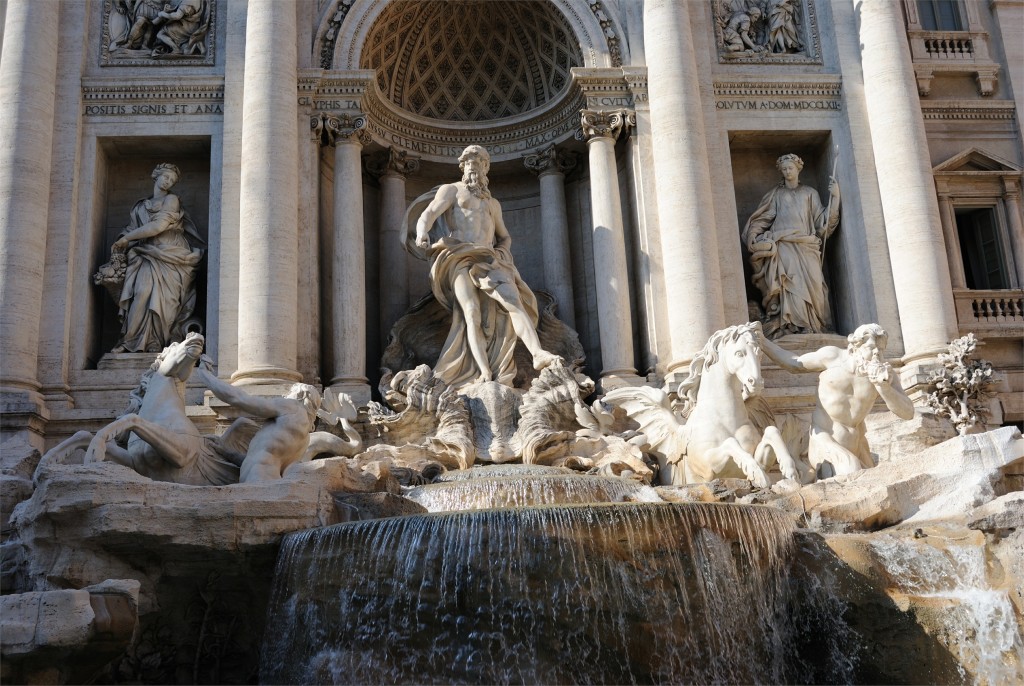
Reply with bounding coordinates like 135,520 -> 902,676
742,153 -> 839,338
96,163 -> 204,353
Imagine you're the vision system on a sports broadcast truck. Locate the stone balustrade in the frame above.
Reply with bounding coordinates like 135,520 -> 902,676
954,289 -> 1024,337
907,30 -> 999,95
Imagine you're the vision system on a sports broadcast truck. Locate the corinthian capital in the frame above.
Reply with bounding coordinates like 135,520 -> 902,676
366,146 -> 422,178
311,112 -> 371,147
523,145 -> 579,177
578,109 -> 633,142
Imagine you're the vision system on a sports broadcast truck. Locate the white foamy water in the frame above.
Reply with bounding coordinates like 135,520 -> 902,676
871,535 -> 1024,685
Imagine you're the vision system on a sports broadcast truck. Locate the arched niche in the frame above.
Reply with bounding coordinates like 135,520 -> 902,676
312,0 -> 627,164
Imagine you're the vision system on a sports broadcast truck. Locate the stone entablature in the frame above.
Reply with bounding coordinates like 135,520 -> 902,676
920,100 -> 1017,122
81,79 -> 224,117
713,76 -> 842,113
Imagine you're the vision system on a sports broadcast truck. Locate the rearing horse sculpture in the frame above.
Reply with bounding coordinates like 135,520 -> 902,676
81,332 -> 252,485
603,322 -> 807,487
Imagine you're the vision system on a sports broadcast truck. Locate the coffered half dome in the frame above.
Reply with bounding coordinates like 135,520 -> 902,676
360,0 -> 584,122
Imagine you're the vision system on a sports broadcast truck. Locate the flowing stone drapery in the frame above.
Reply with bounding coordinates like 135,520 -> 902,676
857,0 -> 958,362
368,146 -> 420,338
325,114 -> 373,403
0,0 -> 60,430
643,0 -> 725,374
233,0 -> 301,386
580,110 -> 640,388
523,145 -> 577,328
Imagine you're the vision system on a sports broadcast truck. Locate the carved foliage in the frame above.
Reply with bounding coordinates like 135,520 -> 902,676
311,111 -> 372,147
579,109 -> 632,141
925,334 -> 999,436
365,146 -> 422,178
523,144 -> 579,177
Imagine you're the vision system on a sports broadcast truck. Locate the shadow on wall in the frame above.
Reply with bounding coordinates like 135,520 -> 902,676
789,531 -> 967,685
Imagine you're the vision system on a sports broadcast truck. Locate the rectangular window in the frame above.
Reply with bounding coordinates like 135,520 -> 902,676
956,207 -> 1009,289
917,0 -> 965,31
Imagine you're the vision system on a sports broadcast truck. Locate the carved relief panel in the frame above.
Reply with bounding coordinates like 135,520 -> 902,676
713,0 -> 821,64
101,0 -> 215,66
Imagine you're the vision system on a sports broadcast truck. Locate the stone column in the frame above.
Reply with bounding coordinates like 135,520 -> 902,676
367,147 -> 420,337
317,113 -> 373,404
936,191 -> 966,289
0,0 -> 60,440
857,0 -> 959,361
523,145 -> 578,328
643,0 -> 725,375
233,0 -> 301,386
1002,178 -> 1024,287
580,110 -> 641,388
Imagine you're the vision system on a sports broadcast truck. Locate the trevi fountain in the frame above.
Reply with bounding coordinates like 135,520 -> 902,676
1,1 -> 1022,684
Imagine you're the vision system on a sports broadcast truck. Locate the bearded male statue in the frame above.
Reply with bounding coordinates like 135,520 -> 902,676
760,323 -> 916,479
403,145 -> 560,389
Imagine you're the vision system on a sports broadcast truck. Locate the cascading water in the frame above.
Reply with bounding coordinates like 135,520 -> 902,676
405,474 -> 661,512
261,501 -> 814,684
870,535 -> 1024,685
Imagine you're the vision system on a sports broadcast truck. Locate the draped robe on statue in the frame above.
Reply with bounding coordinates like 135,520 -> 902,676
743,183 -> 838,335
404,190 -> 540,388
117,196 -> 203,352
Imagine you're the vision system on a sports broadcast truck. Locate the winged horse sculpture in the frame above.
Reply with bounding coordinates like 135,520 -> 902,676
603,322 -> 809,487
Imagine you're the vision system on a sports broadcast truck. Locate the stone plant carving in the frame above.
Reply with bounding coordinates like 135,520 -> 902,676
925,334 -> 997,436
714,0 -> 809,60
761,324 -> 917,479
605,322 -> 805,488
106,0 -> 212,61
403,145 -> 561,390
95,163 -> 204,354
742,153 -> 839,338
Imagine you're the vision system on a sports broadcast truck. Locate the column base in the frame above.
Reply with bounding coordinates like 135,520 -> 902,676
327,379 -> 371,408
230,366 -> 304,386
597,371 -> 647,395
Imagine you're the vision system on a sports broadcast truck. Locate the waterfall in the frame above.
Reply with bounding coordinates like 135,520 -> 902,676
261,502 -> 804,684
405,474 -> 658,512
870,535 -> 1024,685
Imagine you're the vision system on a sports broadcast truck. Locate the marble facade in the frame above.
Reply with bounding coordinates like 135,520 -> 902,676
1,0 -> 1023,489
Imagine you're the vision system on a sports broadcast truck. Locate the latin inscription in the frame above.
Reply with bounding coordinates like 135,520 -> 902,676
715,99 -> 841,111
84,102 -> 224,117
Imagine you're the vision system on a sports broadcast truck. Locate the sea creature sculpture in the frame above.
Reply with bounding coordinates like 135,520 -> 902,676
604,322 -> 806,487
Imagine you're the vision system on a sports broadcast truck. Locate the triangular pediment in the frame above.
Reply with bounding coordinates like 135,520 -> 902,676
934,147 -> 1021,173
